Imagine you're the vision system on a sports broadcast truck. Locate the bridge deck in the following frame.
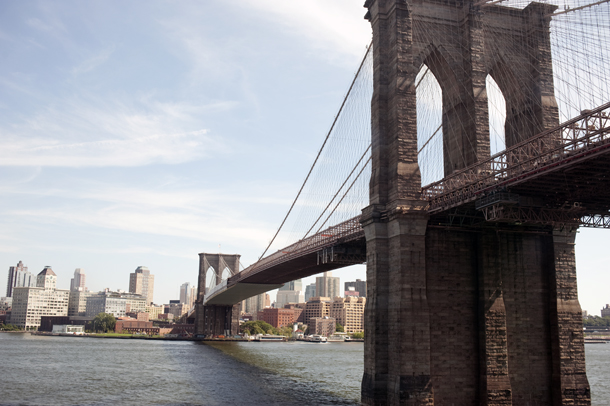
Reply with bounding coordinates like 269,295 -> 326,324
204,103 -> 610,306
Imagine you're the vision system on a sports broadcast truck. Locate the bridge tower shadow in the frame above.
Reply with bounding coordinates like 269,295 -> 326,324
195,253 -> 241,337
361,0 -> 589,405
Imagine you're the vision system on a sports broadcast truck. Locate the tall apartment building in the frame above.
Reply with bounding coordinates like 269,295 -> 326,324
70,268 -> 86,292
276,279 -> 304,308
129,266 -> 154,305
304,283 -> 316,302
316,272 -> 340,300
344,279 -> 367,298
602,304 -> 610,317
310,316 -> 336,336
179,282 -> 197,309
242,293 -> 270,319
6,261 -> 34,297
10,266 -> 70,329
330,296 -> 366,333
68,290 -> 96,316
304,296 -> 331,325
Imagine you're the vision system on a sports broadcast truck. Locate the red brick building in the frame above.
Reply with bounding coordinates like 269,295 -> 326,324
283,304 -> 305,323
258,308 -> 295,328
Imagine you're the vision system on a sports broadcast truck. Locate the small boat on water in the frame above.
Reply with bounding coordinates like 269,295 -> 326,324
328,333 -> 351,342
255,334 -> 286,342
306,334 -> 328,343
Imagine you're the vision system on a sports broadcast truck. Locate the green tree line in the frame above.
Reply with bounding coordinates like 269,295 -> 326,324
583,316 -> 610,327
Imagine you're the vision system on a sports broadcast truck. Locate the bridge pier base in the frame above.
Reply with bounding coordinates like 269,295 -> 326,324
194,303 -> 239,337
361,216 -> 590,405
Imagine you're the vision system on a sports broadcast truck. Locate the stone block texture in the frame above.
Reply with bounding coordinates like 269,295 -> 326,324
362,0 -> 589,404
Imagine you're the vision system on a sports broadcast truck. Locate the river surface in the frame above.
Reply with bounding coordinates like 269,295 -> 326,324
0,333 -> 608,405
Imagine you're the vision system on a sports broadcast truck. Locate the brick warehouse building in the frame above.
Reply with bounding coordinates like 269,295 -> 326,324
258,308 -> 294,328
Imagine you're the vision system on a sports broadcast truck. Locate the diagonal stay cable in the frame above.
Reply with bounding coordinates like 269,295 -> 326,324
256,42 -> 373,262
315,156 -> 372,235
301,144 -> 372,241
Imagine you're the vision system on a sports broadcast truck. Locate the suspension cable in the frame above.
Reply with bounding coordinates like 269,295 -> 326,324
256,42 -> 373,262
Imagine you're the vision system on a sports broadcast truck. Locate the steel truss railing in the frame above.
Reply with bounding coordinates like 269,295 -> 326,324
422,102 -> 610,212
222,104 -> 610,291
237,216 -> 364,282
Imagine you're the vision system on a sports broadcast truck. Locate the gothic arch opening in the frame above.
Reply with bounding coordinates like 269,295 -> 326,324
488,61 -> 529,148
221,267 -> 231,282
416,64 -> 444,186
487,74 -> 507,155
205,266 -> 216,294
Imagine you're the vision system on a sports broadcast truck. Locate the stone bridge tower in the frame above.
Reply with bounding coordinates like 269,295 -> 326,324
361,0 -> 589,404
195,253 -> 241,337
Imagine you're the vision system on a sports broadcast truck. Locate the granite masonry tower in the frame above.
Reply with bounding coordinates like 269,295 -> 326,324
195,253 -> 241,337
360,0 -> 589,404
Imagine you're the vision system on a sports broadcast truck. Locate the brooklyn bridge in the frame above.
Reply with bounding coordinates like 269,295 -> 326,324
195,0 -> 609,404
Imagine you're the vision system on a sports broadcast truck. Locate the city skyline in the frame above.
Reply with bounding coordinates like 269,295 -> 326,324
0,1 -> 608,313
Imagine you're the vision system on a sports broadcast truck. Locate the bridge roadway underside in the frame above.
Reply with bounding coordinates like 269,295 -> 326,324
203,239 -> 367,306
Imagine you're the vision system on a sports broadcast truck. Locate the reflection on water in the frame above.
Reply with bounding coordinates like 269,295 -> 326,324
1,333 -> 608,405
204,340 -> 363,403
0,334 -> 360,406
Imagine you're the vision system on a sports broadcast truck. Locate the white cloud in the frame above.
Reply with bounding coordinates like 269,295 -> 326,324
0,96 -> 235,167
240,0 -> 371,61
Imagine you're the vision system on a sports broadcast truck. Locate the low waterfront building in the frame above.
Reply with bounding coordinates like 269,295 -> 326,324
330,296 -> 366,333
258,308 -> 295,328
10,267 -> 70,330
126,312 -> 149,321
115,318 -> 157,334
39,316 -> 93,332
52,324 -> 85,335
85,291 -> 147,318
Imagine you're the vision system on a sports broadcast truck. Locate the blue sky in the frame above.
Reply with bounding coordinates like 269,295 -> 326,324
0,1 -> 608,316
0,0 -> 371,305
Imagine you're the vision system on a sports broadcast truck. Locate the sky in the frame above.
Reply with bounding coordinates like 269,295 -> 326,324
0,0 -> 371,306
0,1 -> 608,316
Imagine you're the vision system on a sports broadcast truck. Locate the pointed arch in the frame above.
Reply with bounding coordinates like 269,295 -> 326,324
221,267 -> 232,281
486,74 -> 506,155
205,266 -> 216,294
488,60 -> 530,147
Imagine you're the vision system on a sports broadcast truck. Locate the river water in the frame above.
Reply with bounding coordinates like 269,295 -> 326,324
0,333 -> 608,405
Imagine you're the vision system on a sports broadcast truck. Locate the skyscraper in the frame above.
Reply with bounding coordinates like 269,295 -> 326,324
6,261 -> 34,297
276,278 -> 304,308
180,282 -> 197,309
344,279 -> 367,298
315,271 -> 340,300
70,268 -> 87,292
279,279 -> 303,292
304,283 -> 317,302
129,266 -> 155,305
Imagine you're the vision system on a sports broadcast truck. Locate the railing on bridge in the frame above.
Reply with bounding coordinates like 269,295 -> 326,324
237,216 -> 364,280
423,102 -> 610,213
